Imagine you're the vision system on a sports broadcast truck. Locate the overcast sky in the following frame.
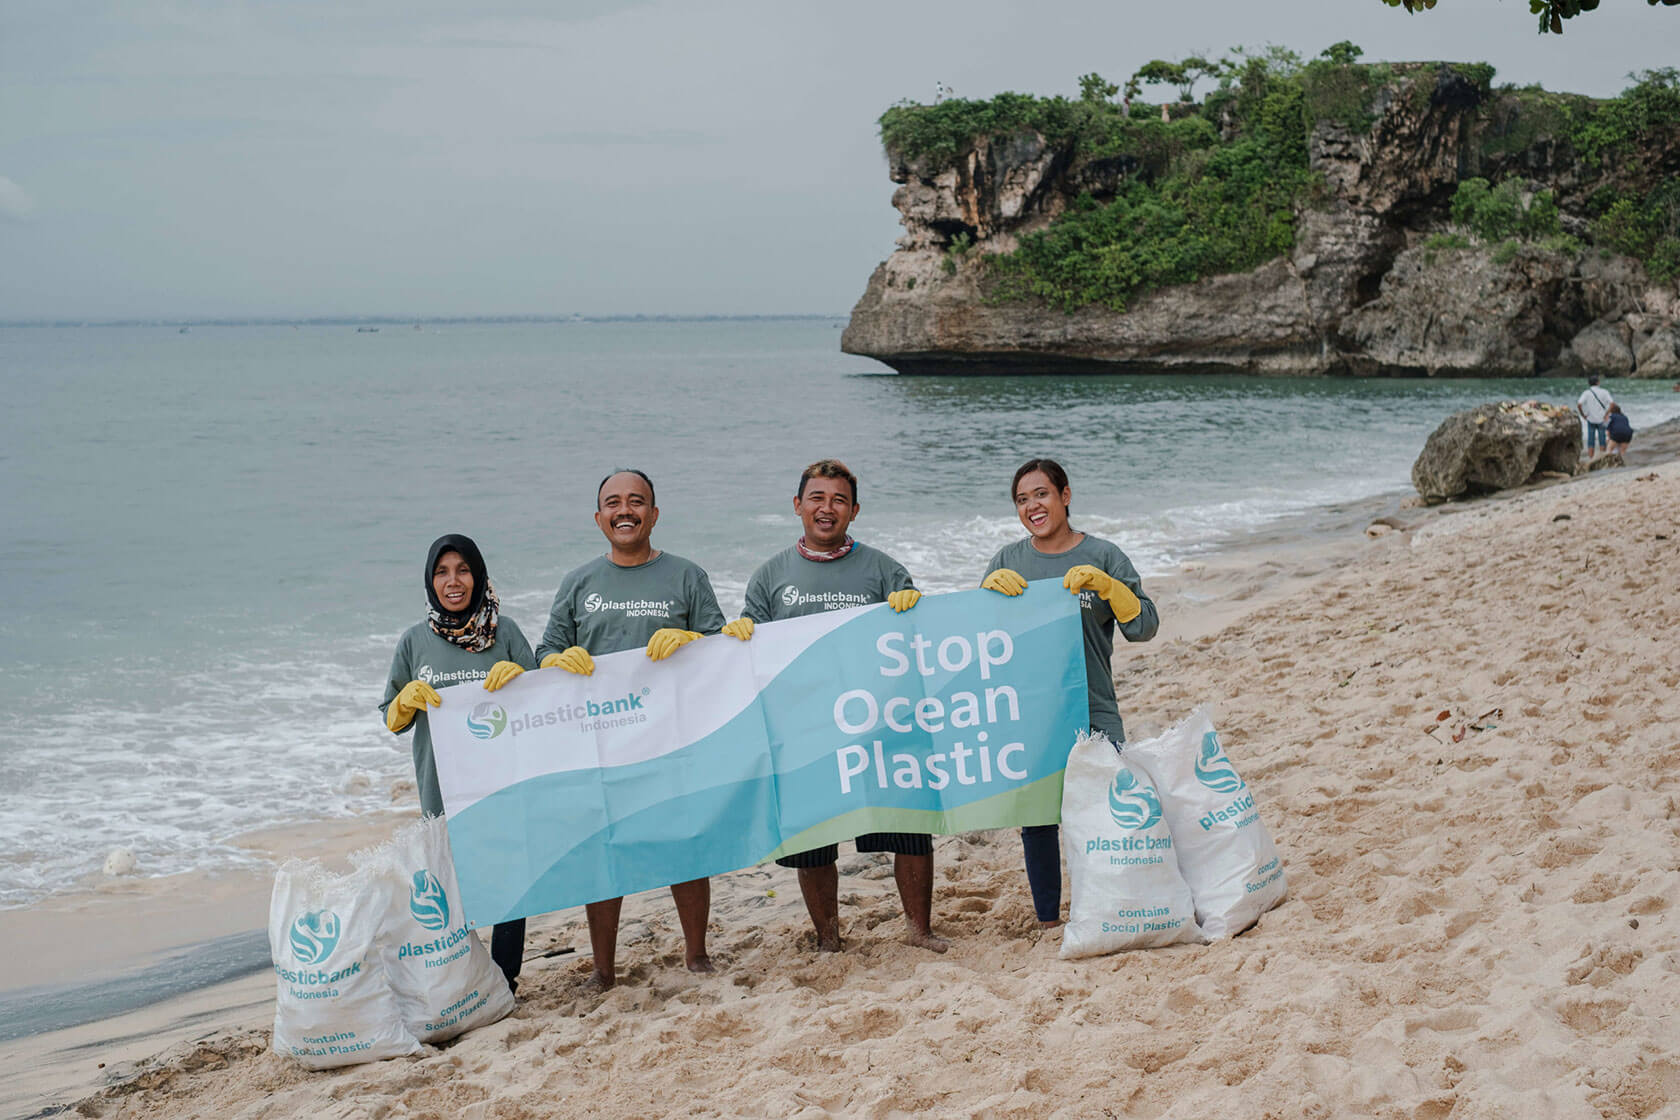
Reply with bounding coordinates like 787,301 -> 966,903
3,0 -> 1676,321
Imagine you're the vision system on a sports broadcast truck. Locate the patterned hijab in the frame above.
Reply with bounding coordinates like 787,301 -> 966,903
425,534 -> 499,652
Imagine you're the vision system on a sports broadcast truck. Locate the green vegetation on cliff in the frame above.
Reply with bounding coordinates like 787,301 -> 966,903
882,46 -> 1484,314
986,65 -> 1315,313
1479,68 -> 1680,279
877,54 -> 1680,312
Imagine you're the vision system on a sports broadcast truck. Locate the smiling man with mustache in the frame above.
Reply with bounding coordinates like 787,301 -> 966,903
535,467 -> 729,988
730,459 -> 946,955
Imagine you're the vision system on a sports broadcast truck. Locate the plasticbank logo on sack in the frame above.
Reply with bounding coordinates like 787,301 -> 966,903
1194,729 -> 1259,833
1108,769 -> 1162,830
289,910 -> 341,964
466,703 -> 508,740
409,870 -> 450,930
1195,731 -> 1245,793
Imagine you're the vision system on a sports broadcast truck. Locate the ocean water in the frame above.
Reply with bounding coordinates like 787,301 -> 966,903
3,318 -> 1677,907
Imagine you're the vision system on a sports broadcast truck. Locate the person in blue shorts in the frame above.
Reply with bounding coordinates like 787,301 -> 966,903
981,459 -> 1159,928
1606,403 -> 1633,456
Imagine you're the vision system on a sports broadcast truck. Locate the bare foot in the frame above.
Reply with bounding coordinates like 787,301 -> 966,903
1037,919 -> 1063,930
816,932 -> 843,953
585,969 -> 615,992
686,955 -> 716,974
905,929 -> 949,953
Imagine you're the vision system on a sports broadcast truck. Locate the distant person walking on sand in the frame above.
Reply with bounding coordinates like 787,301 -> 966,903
1606,402 -> 1634,456
981,458 -> 1159,928
1577,375 -> 1615,459
381,534 -> 533,993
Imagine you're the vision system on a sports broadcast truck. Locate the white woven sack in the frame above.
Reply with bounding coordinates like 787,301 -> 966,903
269,860 -> 421,1068
356,816 -> 514,1043
1060,731 -> 1203,959
1123,706 -> 1287,938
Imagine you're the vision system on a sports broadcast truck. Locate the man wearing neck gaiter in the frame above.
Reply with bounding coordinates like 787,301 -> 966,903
735,460 -> 947,954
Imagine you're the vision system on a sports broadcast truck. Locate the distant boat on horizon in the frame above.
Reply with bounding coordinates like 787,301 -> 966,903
356,326 -> 379,333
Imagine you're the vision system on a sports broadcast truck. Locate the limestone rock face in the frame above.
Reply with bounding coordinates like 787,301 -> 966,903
1411,401 -> 1582,501
1634,328 -> 1680,378
843,67 -> 1678,377
1310,68 -> 1485,216
1569,321 -> 1635,375
1339,246 -> 1571,376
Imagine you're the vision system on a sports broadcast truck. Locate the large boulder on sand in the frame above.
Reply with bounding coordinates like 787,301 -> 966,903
1412,401 -> 1581,501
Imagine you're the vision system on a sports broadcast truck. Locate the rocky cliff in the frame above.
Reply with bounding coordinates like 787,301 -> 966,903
842,66 -> 1680,377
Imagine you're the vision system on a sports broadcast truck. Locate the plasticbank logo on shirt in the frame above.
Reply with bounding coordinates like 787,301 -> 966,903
466,702 -> 508,740
408,870 -> 450,931
780,584 -> 873,611
582,592 -> 674,619
1194,730 -> 1245,794
289,910 -> 341,964
416,664 -> 487,687
1108,769 -> 1163,831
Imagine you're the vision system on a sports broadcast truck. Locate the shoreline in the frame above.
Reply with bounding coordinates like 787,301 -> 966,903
5,443 -> 1677,1116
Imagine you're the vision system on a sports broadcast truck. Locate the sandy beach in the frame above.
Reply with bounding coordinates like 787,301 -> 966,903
8,456 -> 1678,1119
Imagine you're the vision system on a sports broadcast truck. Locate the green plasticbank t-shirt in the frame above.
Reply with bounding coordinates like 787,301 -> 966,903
983,534 -> 1158,743
741,541 -> 914,622
380,618 -> 536,816
536,551 -> 726,659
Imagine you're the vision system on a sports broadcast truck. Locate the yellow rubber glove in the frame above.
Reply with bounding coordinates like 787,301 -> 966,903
385,679 -> 442,733
886,588 -> 921,613
1063,564 -> 1143,623
981,568 -> 1027,597
483,661 -> 524,692
722,618 -> 755,641
540,647 -> 595,676
646,628 -> 703,661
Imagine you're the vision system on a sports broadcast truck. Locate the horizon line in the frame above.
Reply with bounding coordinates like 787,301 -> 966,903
0,312 -> 850,328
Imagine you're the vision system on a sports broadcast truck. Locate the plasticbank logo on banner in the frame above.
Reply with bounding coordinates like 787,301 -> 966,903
1108,769 -> 1162,831
409,870 -> 450,930
1194,730 -> 1245,793
465,702 -> 508,740
289,910 -> 341,964
488,687 -> 656,738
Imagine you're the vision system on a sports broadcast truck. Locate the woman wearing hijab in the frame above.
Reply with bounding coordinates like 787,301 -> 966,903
381,533 -> 535,992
